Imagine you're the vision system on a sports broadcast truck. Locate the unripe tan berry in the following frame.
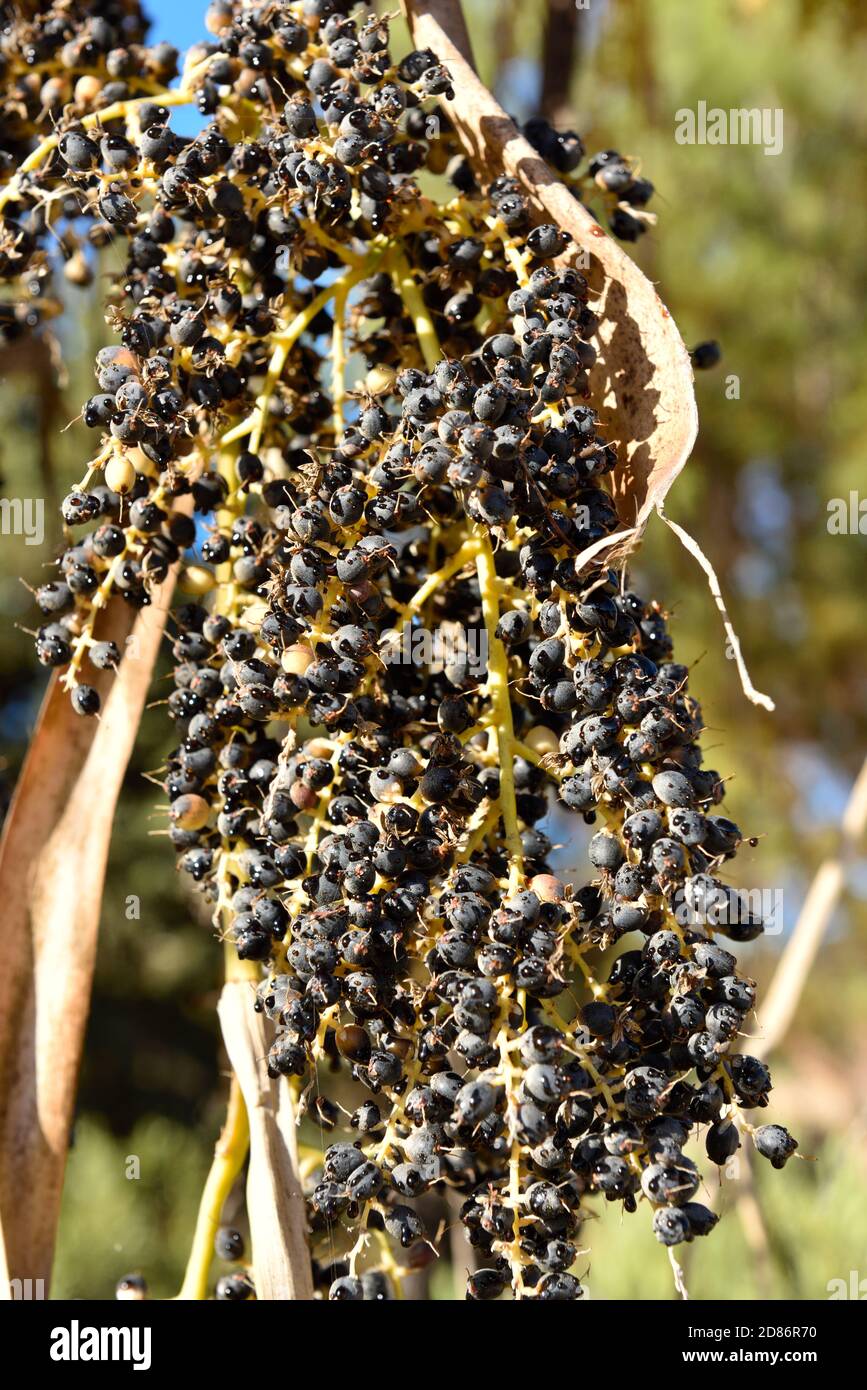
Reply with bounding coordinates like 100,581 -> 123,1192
105,454 -> 136,494
179,566 -> 216,595
524,725 -> 559,755
170,795 -> 210,830
281,643 -> 314,675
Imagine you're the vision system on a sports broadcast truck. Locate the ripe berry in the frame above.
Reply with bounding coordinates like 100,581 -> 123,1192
215,1227 -> 245,1261
71,685 -> 100,717
753,1124 -> 798,1168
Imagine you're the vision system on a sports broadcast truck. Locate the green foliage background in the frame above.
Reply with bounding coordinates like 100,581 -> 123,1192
2,0 -> 866,1300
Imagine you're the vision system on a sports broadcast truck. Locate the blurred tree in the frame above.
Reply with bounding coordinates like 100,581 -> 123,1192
541,0 -> 585,122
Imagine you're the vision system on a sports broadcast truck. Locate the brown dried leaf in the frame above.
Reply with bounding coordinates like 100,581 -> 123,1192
0,576 -> 178,1289
0,1223 -> 8,1301
217,981 -> 314,1300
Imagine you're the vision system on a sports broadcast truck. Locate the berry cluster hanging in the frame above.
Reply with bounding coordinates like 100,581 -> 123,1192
1,0 -> 797,1301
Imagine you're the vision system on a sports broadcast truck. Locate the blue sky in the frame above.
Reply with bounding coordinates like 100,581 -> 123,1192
145,0 -> 210,134
146,0 -> 204,58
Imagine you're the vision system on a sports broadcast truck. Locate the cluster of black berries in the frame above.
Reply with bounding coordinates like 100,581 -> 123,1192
0,0 -> 170,329
6,0 -> 796,1301
2,0 -> 469,713
523,118 -> 656,243
0,2 -> 159,171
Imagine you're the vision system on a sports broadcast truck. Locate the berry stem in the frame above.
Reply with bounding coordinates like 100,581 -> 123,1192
390,250 -> 441,372
388,533 -> 482,624
496,1009 -> 529,1297
331,279 -> 349,440
221,250 -> 386,453
175,1075 -> 249,1301
390,239 -> 526,886
475,534 -> 525,887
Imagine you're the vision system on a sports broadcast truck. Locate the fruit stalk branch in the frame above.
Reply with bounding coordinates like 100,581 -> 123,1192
176,1076 -> 249,1300
475,537 -> 525,887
